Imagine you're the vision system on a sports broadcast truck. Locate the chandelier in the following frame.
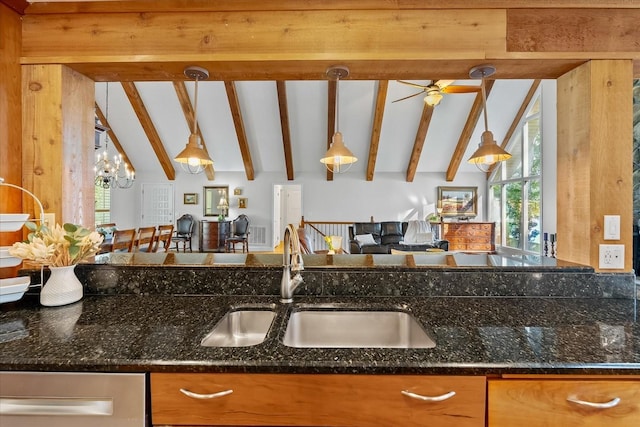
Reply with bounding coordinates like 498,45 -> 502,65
94,83 -> 135,189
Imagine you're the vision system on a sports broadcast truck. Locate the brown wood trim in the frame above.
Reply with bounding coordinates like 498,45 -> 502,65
94,102 -> 135,174
276,80 -> 294,181
445,80 -> 495,182
406,103 -> 435,182
366,80 -> 388,181
0,0 -> 28,14
120,81 -> 176,180
224,81 -> 255,180
172,81 -> 215,180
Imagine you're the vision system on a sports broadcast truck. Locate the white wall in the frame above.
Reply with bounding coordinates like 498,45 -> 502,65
541,80 -> 558,237
110,170 -> 488,251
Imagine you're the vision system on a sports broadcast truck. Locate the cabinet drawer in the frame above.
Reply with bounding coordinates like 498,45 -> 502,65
489,379 -> 640,426
151,373 -> 486,426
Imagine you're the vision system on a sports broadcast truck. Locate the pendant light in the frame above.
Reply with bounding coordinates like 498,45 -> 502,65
94,82 -> 135,189
467,64 -> 511,170
174,66 -> 213,174
321,65 -> 357,173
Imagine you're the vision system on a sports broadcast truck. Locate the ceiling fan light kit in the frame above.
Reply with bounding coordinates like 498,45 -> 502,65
174,66 -> 214,174
466,64 -> 512,168
321,65 -> 358,174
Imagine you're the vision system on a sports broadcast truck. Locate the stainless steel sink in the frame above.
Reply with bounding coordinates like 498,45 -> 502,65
201,309 -> 276,347
282,309 -> 435,348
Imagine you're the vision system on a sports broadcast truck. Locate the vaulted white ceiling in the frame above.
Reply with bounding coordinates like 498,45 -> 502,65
94,77 -> 537,180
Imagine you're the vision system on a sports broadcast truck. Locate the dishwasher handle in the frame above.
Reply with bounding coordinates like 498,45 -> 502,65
0,397 -> 113,416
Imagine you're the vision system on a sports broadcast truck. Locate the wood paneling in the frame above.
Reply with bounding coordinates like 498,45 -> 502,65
366,80 -> 388,181
22,65 -> 95,228
557,60 -> 633,271
0,3 -> 23,278
508,9 -> 640,53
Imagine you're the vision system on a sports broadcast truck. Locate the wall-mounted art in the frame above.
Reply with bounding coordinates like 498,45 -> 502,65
183,193 -> 198,205
238,197 -> 247,209
437,186 -> 477,218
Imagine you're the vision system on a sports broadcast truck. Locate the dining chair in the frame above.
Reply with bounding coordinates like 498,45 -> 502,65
172,214 -> 195,252
225,214 -> 250,253
135,226 -> 156,252
153,224 -> 174,252
111,229 -> 136,252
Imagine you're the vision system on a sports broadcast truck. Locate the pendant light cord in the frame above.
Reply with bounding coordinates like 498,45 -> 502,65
105,82 -> 110,150
481,74 -> 489,132
193,76 -> 199,136
335,73 -> 340,133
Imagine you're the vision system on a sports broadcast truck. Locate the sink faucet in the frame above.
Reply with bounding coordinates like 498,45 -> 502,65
281,224 -> 304,303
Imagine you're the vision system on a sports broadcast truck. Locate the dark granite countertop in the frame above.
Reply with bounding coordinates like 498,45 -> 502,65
1,293 -> 638,375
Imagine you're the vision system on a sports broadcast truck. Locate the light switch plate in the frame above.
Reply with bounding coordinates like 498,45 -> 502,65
604,215 -> 620,240
599,244 -> 624,269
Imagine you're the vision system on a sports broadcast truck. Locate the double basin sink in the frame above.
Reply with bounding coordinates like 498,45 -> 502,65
201,304 -> 435,349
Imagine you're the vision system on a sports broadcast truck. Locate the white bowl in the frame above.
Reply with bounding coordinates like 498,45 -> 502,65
0,246 -> 21,268
0,276 -> 30,304
0,213 -> 30,232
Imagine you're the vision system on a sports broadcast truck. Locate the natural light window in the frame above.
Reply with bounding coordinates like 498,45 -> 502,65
489,94 -> 542,254
94,185 -> 111,226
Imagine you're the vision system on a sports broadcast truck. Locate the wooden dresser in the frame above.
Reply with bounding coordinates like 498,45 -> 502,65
199,220 -> 230,252
442,222 -> 495,252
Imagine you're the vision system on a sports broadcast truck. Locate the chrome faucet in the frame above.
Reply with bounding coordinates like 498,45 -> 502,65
281,224 -> 304,303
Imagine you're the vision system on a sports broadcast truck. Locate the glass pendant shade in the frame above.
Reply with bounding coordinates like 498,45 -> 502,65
424,90 -> 443,106
468,130 -> 512,165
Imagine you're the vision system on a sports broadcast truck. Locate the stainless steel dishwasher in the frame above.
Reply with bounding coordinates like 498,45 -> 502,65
0,371 -> 146,427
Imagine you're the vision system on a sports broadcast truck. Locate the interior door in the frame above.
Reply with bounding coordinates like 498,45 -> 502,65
141,183 -> 174,227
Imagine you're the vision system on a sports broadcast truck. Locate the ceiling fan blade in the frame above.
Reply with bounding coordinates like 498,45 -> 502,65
396,80 -> 430,90
391,90 -> 425,103
441,85 -> 480,94
434,80 -> 455,90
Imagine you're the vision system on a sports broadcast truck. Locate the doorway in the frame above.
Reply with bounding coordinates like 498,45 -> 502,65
273,184 -> 302,249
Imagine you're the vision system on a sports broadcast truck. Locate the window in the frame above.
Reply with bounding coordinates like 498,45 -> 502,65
489,94 -> 542,255
94,185 -> 111,226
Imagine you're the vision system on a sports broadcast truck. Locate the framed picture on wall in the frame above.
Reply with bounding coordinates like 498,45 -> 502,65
183,193 -> 198,205
238,197 -> 247,209
437,186 -> 477,217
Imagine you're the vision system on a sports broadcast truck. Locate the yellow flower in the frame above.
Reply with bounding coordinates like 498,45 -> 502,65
324,235 -> 334,250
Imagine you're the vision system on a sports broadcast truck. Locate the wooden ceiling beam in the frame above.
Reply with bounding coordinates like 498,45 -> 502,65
223,81 -> 255,181
445,80 -> 495,182
406,103 -> 435,182
276,81 -> 294,181
120,82 -> 176,180
172,81 -> 215,180
326,79 -> 337,181
24,0 -> 634,15
94,102 -> 135,174
366,80 -> 388,181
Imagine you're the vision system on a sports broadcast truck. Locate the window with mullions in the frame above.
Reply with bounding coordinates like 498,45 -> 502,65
94,185 -> 111,226
489,94 -> 542,254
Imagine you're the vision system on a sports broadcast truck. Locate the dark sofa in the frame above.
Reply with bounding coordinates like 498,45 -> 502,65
348,221 -> 448,254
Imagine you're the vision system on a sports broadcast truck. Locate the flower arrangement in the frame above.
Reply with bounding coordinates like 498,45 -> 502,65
9,222 -> 104,267
324,235 -> 334,251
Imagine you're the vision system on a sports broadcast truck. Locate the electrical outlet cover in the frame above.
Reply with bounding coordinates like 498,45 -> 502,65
598,244 -> 624,269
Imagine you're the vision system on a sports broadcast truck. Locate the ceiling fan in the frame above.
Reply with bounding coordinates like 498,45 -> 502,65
393,80 -> 480,106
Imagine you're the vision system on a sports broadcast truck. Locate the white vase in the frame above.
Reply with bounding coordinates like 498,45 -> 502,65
40,265 -> 83,307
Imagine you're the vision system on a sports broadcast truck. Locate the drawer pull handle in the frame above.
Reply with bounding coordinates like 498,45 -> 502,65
401,390 -> 456,402
179,388 -> 233,400
567,396 -> 621,409
0,397 -> 113,416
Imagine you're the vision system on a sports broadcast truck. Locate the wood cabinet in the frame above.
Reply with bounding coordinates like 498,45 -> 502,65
151,373 -> 486,427
488,377 -> 640,426
442,222 -> 495,251
199,220 -> 230,252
